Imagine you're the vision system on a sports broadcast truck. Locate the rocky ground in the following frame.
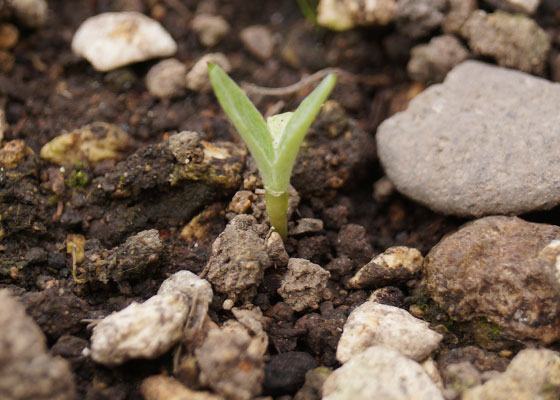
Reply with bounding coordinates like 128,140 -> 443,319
1,0 -> 560,399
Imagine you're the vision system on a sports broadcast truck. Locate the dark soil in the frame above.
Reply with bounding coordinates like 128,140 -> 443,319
0,0 -> 494,399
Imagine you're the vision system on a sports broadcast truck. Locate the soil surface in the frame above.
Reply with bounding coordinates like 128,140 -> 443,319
2,1 -> 558,399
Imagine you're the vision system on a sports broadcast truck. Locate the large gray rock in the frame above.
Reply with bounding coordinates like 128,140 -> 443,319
377,61 -> 560,217
425,216 -> 560,345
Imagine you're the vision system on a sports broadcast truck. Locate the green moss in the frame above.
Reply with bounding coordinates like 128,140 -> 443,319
47,194 -> 59,205
66,169 -> 90,188
476,317 -> 501,341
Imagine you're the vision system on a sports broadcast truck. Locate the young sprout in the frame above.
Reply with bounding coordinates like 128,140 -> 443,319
208,63 -> 337,240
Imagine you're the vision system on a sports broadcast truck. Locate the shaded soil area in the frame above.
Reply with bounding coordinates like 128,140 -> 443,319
2,0 -> 532,398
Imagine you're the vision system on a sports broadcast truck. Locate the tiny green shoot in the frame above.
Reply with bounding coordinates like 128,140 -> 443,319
296,0 -> 319,25
208,63 -> 336,240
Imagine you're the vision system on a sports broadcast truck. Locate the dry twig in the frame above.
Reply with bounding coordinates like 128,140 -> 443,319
243,68 -> 390,97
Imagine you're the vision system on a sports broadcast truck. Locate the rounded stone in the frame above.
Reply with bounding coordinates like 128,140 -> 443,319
377,61 -> 560,217
336,301 -> 442,363
240,25 -> 274,61
71,12 -> 177,71
145,58 -> 187,99
425,216 -> 560,344
323,346 -> 444,400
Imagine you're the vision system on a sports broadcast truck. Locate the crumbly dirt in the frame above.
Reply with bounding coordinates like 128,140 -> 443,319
3,1 -> 558,399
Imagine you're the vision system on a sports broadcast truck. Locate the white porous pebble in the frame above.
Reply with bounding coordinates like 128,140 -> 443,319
186,52 -> 231,92
90,271 -> 212,366
71,12 -> 177,72
323,346 -> 444,400
91,293 -> 189,366
336,301 -> 442,363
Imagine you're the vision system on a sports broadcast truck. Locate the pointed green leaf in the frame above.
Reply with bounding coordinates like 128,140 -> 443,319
208,63 -> 274,185
272,73 -> 337,190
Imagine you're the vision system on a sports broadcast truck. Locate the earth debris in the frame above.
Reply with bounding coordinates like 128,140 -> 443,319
278,258 -> 331,312
0,289 -> 76,400
2,0 -> 560,398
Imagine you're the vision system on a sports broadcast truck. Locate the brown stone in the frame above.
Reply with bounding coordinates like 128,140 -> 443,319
425,216 -> 560,344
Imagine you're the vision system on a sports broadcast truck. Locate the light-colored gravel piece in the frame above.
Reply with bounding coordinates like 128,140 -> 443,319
191,13 -> 230,47
348,246 -> 423,289
463,348 -> 560,400
141,375 -> 224,400
460,10 -> 550,74
336,301 -> 442,363
485,0 -> 540,14
290,218 -> 324,236
443,0 -> 477,34
278,258 -> 330,312
317,0 -> 397,30
408,34 -> 470,84
71,12 -> 177,71
323,346 -> 444,400
146,58 -> 187,99
10,0 -> 48,28
90,270 -> 212,366
196,326 -> 265,400
186,52 -> 231,92
240,25 -> 274,61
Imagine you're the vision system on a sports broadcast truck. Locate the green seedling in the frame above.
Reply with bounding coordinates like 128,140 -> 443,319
296,0 -> 319,25
208,63 -> 336,240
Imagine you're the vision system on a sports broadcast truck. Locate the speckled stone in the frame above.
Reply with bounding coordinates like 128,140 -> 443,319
377,61 -> 560,217
425,216 -> 560,345
460,10 -> 549,74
